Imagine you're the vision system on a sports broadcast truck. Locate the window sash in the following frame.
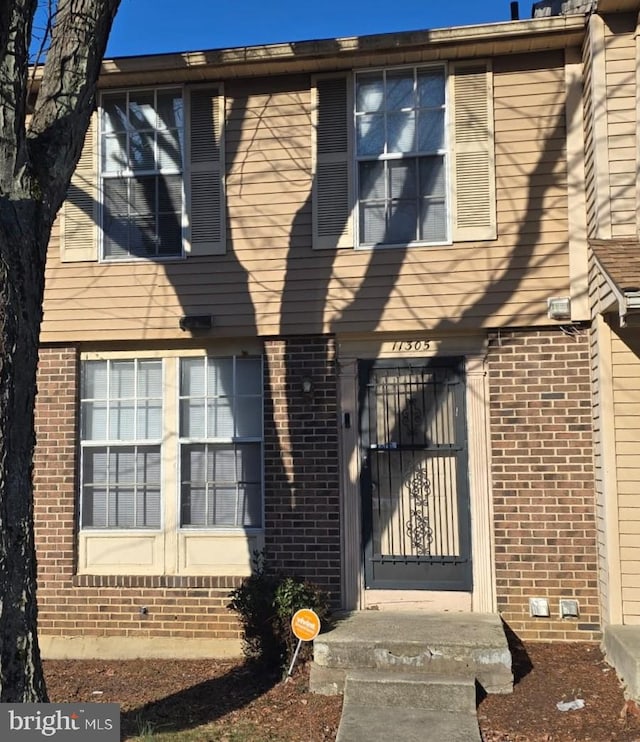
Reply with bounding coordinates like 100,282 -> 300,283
100,88 -> 185,260
355,66 -> 449,247
82,445 -> 161,528
179,356 -> 264,529
180,443 -> 262,528
80,359 -> 163,530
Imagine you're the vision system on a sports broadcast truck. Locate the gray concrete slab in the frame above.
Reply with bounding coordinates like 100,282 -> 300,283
603,625 -> 640,700
336,705 -> 482,742
313,611 -> 512,694
343,670 -> 477,713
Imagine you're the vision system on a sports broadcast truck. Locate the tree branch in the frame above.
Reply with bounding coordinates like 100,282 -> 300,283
0,0 -> 38,195
28,0 -> 120,209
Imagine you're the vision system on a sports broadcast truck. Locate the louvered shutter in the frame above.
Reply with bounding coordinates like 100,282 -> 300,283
187,86 -> 225,256
60,112 -> 98,262
312,74 -> 353,249
451,62 -> 496,242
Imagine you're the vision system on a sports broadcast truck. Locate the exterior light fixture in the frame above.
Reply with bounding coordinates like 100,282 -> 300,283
179,315 -> 213,331
547,297 -> 571,321
301,377 -> 313,395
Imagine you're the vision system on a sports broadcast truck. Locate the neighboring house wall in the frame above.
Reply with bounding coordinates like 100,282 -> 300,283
603,12 -> 637,239
588,252 -> 622,626
488,328 -> 600,641
610,328 -> 640,624
583,12 -> 637,241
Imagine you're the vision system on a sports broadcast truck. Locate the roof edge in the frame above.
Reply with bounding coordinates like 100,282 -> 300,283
97,15 -> 587,80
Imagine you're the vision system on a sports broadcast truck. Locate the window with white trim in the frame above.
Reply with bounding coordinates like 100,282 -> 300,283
179,357 -> 263,528
355,66 -> 448,246
80,359 -> 163,528
100,88 -> 184,260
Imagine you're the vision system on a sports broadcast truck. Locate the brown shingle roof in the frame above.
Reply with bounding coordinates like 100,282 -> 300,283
590,239 -> 640,292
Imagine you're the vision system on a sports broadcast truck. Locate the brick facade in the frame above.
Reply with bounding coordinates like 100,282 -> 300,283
34,330 -> 599,648
34,339 -> 341,645
487,327 -> 600,641
34,346 -> 243,642
263,336 -> 341,602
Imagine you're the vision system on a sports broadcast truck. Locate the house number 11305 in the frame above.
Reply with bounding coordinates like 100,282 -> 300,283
391,340 -> 431,352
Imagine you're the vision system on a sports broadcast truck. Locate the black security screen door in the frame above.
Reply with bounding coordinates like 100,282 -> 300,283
359,358 -> 472,590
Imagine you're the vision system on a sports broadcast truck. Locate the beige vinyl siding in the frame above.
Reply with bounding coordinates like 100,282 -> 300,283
603,13 -> 637,238
583,24 -> 597,238
42,52 -> 572,342
589,249 -> 622,625
590,318 -> 611,624
611,328 -> 640,623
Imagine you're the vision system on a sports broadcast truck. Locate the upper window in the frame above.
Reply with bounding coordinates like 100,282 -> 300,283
100,88 -> 185,260
355,67 -> 448,247
313,64 -> 496,251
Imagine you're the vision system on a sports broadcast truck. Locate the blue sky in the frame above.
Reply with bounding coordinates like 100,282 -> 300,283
107,0 -> 520,58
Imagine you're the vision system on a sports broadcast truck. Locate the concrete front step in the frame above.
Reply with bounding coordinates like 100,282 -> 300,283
336,705 -> 482,742
343,670 -> 477,713
311,611 -> 513,695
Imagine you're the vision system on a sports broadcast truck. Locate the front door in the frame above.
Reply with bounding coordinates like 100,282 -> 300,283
359,358 -> 472,591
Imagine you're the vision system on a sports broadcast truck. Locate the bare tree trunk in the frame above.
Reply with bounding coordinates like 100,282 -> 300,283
0,194 -> 49,702
0,0 -> 121,701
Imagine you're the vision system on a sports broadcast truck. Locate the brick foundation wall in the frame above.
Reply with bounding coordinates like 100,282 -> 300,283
263,336 -> 341,602
487,327 -> 600,641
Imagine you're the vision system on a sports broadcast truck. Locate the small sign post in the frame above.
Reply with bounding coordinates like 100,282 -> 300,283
287,608 -> 321,677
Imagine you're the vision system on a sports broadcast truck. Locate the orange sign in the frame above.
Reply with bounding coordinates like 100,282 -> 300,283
291,608 -> 321,641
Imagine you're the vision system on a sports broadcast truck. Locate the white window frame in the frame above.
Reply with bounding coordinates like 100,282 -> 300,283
77,348 -> 265,577
98,86 -> 186,262
353,63 -> 451,250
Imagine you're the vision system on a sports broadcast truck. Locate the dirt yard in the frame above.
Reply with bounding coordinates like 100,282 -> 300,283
43,640 -> 640,741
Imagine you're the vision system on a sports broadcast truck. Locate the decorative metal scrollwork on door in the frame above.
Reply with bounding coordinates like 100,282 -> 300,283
401,399 -> 423,439
405,467 -> 433,555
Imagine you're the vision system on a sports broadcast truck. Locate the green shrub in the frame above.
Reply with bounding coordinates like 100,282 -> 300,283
228,552 -> 330,670
274,576 -> 330,663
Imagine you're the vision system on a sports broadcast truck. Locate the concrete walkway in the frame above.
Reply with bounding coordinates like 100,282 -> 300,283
310,612 -> 512,742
